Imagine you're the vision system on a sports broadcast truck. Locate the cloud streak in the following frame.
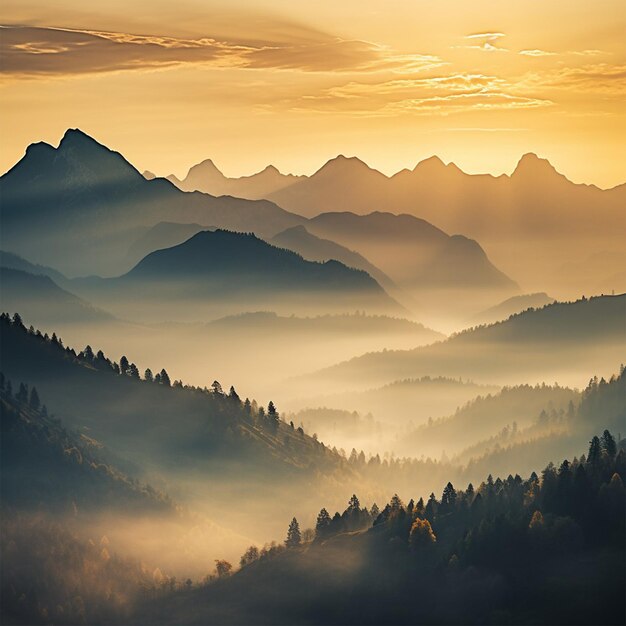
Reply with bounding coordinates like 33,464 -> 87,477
0,25 -> 442,77
280,73 -> 552,116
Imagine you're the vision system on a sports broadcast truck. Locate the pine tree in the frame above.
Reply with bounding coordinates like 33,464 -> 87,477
601,430 -> 617,457
144,368 -> 154,382
315,508 -> 332,538
587,436 -> 602,467
441,482 -> 457,510
268,401 -> 279,430
16,382 -> 28,403
160,369 -> 171,386
29,386 -> 40,411
120,355 -> 129,375
285,517 -> 301,548
348,494 -> 360,511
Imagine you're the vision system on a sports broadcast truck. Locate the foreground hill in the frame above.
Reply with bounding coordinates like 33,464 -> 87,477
0,130 -> 305,276
0,384 -> 170,513
75,230 -> 403,321
141,435 -> 626,625
304,295 -> 626,390
0,313 -> 341,479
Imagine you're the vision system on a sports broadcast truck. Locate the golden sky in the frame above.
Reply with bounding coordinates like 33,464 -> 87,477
1,0 -> 625,187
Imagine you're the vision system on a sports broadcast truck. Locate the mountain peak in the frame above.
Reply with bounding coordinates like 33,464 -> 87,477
58,128 -> 102,151
412,155 -> 462,175
512,153 -> 559,178
314,154 -> 380,178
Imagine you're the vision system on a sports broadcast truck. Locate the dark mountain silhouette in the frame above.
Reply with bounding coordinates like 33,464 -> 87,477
470,292 -> 556,326
76,229 -> 403,321
160,158 -> 303,199
0,267 -> 115,326
305,212 -> 517,292
270,225 -> 398,295
0,129 -> 305,276
125,221 -> 212,267
304,295 -> 626,390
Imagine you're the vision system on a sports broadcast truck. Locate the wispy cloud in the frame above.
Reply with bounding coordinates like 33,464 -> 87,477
0,25 -> 443,77
522,63 -> 626,95
454,31 -> 508,53
281,72 -> 552,116
519,49 -> 557,57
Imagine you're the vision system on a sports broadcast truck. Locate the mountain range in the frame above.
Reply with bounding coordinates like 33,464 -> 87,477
158,152 -> 626,294
145,159 -> 303,199
1,130 -> 519,317
0,130 -> 304,277
73,229 -> 403,321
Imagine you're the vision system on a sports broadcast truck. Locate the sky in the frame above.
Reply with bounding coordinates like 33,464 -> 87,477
1,0 -> 625,187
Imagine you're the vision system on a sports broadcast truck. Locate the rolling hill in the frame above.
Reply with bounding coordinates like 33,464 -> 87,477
469,292 -> 556,326
303,295 -> 626,390
74,229 -> 403,321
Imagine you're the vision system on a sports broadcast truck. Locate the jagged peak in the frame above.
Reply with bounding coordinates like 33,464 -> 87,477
58,128 -> 104,150
512,152 -> 559,178
412,155 -> 462,175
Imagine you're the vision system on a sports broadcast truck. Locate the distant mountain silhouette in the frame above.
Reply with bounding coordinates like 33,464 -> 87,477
0,250 -> 69,288
0,267 -> 114,326
75,229 -> 403,321
267,152 -> 626,237
0,129 -> 305,276
270,225 -> 399,295
305,295 -> 626,390
153,158 -> 303,199
470,292 -> 556,326
305,212 -> 517,292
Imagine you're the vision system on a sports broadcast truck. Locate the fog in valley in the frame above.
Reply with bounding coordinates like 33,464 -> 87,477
1,47 -> 625,624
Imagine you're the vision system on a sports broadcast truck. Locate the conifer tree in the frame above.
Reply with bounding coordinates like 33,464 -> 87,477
286,517 -> 301,547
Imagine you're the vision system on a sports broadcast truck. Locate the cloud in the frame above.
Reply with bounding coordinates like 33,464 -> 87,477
522,63 -> 626,96
519,49 -> 557,57
281,72 -> 552,116
454,31 -> 508,53
0,25 -> 443,77
465,32 -> 506,40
